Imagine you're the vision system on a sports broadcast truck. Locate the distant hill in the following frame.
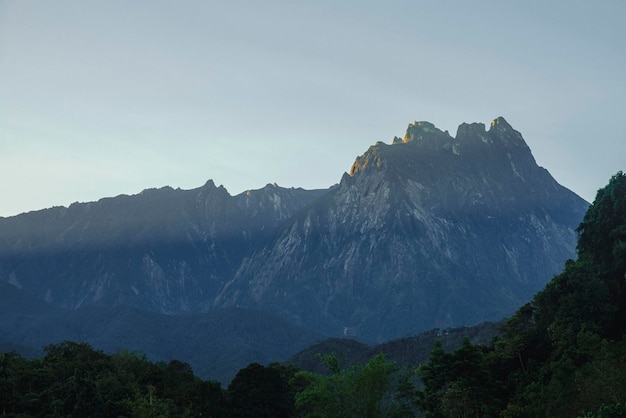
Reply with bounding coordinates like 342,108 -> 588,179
287,322 -> 501,375
0,283 -> 321,384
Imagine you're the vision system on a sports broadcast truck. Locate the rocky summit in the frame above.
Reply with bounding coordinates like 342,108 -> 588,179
0,117 -> 588,349
214,117 -> 588,341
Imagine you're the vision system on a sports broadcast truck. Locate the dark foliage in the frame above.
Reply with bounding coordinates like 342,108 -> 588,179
0,342 -> 229,417
228,363 -> 297,417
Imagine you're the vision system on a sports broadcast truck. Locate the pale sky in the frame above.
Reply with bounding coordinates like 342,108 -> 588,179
1,1 -> 625,217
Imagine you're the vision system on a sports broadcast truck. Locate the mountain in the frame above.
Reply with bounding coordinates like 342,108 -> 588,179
0,116 -> 588,367
214,117 -> 588,341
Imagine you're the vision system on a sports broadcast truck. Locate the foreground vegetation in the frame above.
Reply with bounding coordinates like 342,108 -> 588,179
2,172 -> 625,417
0,341 -> 414,417
0,343 -> 232,417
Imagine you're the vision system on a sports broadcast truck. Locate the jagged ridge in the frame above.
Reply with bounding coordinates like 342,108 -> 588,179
0,183 -> 327,313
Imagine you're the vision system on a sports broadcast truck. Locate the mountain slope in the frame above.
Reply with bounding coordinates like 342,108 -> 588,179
215,118 -> 588,341
0,182 -> 327,312
0,283 -> 322,384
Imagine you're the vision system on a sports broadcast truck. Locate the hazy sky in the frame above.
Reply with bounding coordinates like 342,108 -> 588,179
1,1 -> 624,217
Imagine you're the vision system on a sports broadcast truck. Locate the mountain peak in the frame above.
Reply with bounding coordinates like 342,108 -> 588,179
454,117 -> 523,146
202,179 -> 217,189
490,116 -> 511,130
349,117 -> 536,179
399,117 -> 523,144
403,121 -> 437,142
399,117 -> 528,155
487,116 -> 528,148
403,121 -> 452,146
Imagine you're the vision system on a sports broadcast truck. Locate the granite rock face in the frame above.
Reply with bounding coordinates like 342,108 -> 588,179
0,117 -> 588,343
214,117 -> 588,341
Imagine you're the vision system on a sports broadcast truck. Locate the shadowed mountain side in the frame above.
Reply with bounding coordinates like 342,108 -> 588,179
0,284 -> 322,384
0,183 -> 328,313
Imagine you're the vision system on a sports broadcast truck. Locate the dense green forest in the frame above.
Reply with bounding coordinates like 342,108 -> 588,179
2,172 -> 625,417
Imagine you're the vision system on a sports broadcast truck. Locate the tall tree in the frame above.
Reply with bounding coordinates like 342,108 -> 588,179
416,338 -> 501,417
228,362 -> 294,418
295,353 -> 401,418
